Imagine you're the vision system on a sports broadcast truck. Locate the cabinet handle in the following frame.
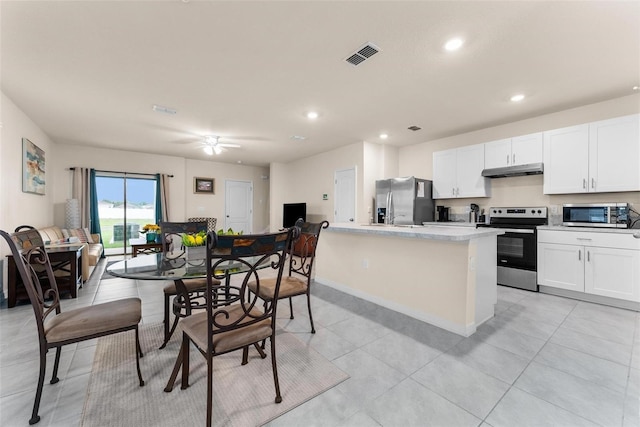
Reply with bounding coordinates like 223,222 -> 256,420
456,187 -> 460,196
512,153 -> 516,164
582,178 -> 587,189
578,250 -> 581,261
452,187 -> 456,196
506,154 -> 510,165
587,251 -> 590,262
591,178 -> 595,189
576,238 -> 592,241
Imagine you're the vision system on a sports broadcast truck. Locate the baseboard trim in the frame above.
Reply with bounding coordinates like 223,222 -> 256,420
539,286 -> 640,312
315,276 -> 476,337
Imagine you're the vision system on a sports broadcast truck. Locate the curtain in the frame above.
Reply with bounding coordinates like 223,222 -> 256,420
156,173 -> 170,223
71,167 -> 91,227
89,169 -> 102,242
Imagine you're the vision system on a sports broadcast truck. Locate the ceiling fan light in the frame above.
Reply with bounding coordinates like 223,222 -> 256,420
203,145 -> 214,155
213,145 -> 223,155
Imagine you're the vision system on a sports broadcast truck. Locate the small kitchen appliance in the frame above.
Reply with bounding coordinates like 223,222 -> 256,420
562,203 -> 629,228
437,206 -> 449,222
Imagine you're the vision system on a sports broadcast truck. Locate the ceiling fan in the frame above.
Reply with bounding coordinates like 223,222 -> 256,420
201,135 -> 241,155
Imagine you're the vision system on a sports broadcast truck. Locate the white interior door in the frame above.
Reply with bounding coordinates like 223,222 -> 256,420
224,180 -> 252,233
335,167 -> 356,223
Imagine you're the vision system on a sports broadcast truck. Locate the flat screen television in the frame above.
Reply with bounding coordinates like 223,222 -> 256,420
283,203 -> 306,228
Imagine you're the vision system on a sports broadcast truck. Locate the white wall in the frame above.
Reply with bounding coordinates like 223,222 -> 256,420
399,94 -> 640,217
269,142 -> 364,229
52,146 -> 270,232
184,159 -> 270,232
1,92 -> 58,299
1,92 -> 57,232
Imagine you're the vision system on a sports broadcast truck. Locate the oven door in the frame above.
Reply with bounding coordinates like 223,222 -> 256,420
496,228 -> 537,271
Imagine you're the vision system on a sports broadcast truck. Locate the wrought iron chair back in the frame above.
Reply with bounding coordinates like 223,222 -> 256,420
289,219 -> 330,279
188,217 -> 217,233
206,229 -> 294,335
2,227 -> 61,339
159,221 -> 207,259
164,228 -> 294,427
0,227 -> 144,425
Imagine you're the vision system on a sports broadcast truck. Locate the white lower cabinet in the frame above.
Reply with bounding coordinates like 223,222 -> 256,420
538,242 -> 584,292
585,246 -> 640,301
538,229 -> 640,303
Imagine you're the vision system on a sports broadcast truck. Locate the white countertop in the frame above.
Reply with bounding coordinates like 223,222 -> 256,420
538,225 -> 640,235
421,221 -> 480,228
326,223 -> 503,242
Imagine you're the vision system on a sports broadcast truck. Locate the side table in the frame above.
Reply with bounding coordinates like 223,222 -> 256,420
131,242 -> 164,257
7,244 -> 85,308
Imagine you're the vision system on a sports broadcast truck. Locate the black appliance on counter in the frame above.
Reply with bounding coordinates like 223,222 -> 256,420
477,207 -> 548,291
436,206 -> 449,222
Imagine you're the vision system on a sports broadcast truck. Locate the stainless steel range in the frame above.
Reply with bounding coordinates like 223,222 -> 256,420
477,207 -> 548,291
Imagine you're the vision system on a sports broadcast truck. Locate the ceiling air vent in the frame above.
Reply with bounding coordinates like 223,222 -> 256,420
408,126 -> 422,131
345,42 -> 380,66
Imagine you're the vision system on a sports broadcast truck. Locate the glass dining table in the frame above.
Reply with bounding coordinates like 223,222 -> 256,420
107,253 -> 273,346
106,252 -> 268,283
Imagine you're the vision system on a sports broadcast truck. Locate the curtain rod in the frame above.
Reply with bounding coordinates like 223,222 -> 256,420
69,167 -> 174,178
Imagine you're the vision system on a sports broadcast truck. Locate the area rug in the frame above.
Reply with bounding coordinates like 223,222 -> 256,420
81,323 -> 349,426
100,260 -> 119,280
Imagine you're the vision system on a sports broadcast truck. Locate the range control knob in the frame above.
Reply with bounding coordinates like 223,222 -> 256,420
537,210 -> 542,214
531,210 -> 536,214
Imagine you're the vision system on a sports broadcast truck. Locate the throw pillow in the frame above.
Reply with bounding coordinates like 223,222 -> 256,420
67,228 -> 94,244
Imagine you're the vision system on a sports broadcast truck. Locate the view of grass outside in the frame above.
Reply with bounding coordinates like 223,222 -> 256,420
95,176 -> 157,255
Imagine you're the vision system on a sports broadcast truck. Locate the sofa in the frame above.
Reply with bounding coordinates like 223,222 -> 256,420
38,226 -> 104,281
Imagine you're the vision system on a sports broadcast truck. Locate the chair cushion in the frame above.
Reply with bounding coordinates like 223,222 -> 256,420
45,298 -> 141,344
163,278 -> 221,295
247,276 -> 307,300
181,305 -> 272,354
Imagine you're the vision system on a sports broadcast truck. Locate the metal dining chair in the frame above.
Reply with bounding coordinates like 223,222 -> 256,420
0,227 -> 144,425
248,219 -> 329,333
164,228 -> 294,427
159,221 -> 221,349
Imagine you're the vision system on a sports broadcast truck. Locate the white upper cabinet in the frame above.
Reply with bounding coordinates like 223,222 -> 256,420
484,133 -> 543,169
543,114 -> 640,194
433,144 -> 489,199
588,114 -> 640,193
543,124 -> 590,194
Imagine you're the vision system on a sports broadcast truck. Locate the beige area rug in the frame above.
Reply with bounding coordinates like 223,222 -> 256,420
81,323 -> 349,426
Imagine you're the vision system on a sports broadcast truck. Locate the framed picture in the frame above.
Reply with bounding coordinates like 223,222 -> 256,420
22,138 -> 46,195
194,177 -> 214,194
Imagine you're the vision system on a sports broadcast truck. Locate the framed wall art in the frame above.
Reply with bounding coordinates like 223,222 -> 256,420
194,177 -> 214,194
22,138 -> 46,195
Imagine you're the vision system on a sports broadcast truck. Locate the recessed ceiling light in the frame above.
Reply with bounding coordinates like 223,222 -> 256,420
306,111 -> 319,119
152,104 -> 177,115
444,38 -> 464,52
379,133 -> 388,139
291,135 -> 307,141
510,94 -> 525,102
633,86 -> 639,91
237,160 -> 242,164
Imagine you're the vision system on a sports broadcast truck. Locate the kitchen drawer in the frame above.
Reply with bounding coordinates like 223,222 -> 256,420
538,229 -> 640,250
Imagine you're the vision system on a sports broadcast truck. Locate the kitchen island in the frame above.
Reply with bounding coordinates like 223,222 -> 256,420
314,223 -> 503,336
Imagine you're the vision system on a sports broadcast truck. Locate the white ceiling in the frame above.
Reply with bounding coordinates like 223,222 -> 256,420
2,1 -> 639,167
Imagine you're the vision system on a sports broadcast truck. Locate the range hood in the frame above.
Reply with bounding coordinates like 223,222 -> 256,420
481,162 -> 544,178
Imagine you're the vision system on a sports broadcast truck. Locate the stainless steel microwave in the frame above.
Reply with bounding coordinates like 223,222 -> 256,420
562,203 -> 629,228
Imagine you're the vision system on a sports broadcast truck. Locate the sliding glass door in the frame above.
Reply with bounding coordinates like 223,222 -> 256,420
95,173 -> 157,256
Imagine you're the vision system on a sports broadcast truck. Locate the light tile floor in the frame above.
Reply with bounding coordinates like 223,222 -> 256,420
1,258 -> 639,426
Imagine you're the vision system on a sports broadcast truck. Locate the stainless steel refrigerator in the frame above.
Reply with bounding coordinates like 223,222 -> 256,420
375,177 -> 434,225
